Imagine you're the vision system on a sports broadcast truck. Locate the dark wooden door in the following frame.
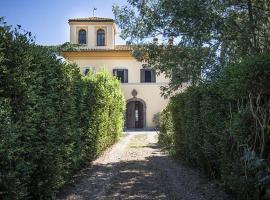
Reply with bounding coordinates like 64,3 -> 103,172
126,101 -> 135,129
126,101 -> 144,129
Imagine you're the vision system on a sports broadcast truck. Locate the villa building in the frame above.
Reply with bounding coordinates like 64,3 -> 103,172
63,17 -> 169,130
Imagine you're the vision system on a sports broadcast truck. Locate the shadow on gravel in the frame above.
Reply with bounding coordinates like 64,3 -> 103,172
57,141 -> 230,200
57,157 -> 169,199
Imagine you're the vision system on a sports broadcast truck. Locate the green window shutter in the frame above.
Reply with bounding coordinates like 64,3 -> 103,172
151,70 -> 156,82
140,69 -> 145,83
124,69 -> 128,83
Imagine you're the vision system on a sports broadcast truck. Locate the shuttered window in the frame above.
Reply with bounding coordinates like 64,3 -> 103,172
113,69 -> 128,83
140,69 -> 156,83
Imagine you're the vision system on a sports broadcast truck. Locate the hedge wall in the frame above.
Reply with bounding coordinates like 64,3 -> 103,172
159,55 -> 270,199
0,22 -> 125,199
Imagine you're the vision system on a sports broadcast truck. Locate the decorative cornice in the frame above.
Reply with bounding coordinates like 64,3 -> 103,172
69,17 -> 114,23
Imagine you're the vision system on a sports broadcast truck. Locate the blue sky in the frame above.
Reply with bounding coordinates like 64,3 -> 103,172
0,0 -> 127,45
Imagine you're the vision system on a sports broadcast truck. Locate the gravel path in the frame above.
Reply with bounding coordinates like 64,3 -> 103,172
57,132 -> 231,200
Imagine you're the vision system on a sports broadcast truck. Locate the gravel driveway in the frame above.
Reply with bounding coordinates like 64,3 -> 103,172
57,132 -> 231,200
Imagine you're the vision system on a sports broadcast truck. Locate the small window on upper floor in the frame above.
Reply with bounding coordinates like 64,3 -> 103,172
113,69 -> 128,83
84,68 -> 90,75
97,29 -> 105,46
140,69 -> 156,83
83,66 -> 95,76
78,29 -> 87,45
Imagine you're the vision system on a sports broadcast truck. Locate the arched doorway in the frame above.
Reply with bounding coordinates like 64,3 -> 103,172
126,98 -> 146,129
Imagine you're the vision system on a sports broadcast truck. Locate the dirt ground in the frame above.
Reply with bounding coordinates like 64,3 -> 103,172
56,132 -> 232,200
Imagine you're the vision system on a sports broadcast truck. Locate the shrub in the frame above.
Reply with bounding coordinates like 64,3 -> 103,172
152,112 -> 161,130
82,70 -> 125,157
157,108 -> 174,150
0,20 -> 125,199
159,55 -> 270,199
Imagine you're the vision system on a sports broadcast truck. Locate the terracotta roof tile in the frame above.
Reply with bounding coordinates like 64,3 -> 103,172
63,45 -> 133,52
69,17 -> 114,22
115,45 -> 133,51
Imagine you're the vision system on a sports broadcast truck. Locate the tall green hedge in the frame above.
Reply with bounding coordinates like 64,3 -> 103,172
159,55 -> 270,199
0,21 -> 125,199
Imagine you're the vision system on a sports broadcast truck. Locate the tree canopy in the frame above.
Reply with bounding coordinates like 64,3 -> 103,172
0,18 -> 125,199
113,0 -> 270,96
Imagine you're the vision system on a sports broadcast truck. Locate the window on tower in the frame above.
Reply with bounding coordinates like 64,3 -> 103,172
97,29 -> 105,46
78,29 -> 87,45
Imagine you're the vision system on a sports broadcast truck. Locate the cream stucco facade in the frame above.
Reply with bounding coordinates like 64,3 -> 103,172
64,17 -> 169,129
69,18 -> 115,49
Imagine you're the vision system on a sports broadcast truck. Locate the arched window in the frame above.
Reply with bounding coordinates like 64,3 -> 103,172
97,29 -> 105,46
78,29 -> 86,44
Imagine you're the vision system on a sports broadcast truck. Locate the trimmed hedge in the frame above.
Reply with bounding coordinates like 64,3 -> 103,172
0,22 -> 125,199
159,55 -> 270,199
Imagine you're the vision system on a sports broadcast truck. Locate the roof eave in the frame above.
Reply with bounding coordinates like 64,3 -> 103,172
68,20 -> 114,23
62,50 -> 132,53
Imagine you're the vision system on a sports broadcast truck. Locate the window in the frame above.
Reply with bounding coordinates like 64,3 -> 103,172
84,68 -> 90,75
78,29 -> 87,44
113,69 -> 128,83
82,66 -> 95,76
140,69 -> 156,83
97,29 -> 105,46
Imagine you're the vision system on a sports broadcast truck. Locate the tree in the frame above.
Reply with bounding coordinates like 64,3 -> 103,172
0,18 -> 125,199
113,0 -> 270,96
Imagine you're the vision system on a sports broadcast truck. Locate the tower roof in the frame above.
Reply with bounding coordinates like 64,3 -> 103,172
62,45 -> 133,52
69,17 -> 114,22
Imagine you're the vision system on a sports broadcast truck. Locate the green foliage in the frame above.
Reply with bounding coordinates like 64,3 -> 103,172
113,0 -> 270,95
159,55 -> 270,199
157,108 -> 174,151
0,20 -> 125,199
152,112 -> 161,129
114,1 -> 270,198
82,70 -> 125,157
